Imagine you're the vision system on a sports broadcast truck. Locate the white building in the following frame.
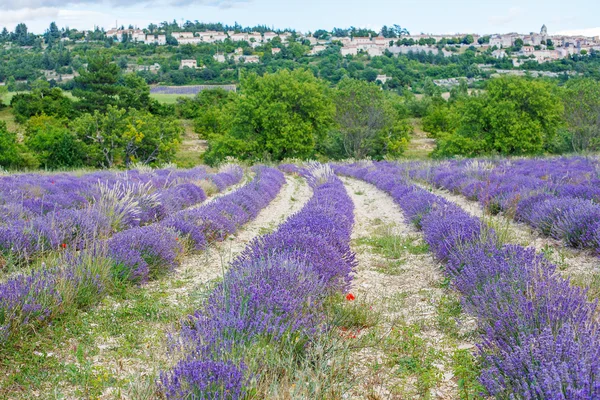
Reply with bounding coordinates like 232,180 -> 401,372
272,47 -> 282,55
367,46 -> 384,57
376,74 -> 391,84
248,32 -> 263,43
213,53 -> 226,63
229,33 -> 247,42
180,59 -> 198,69
491,49 -> 507,59
263,32 -> 278,42
146,34 -> 166,45
241,55 -> 260,63
309,45 -> 327,55
341,46 -> 358,56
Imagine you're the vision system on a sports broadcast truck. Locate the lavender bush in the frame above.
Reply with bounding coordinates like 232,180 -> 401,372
161,165 -> 356,399
0,166 -> 252,345
419,157 -> 600,256
336,161 -> 600,399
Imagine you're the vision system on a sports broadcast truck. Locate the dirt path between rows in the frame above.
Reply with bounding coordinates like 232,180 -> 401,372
418,182 -> 600,281
157,174 -> 312,302
24,174 -> 312,400
341,177 -> 475,399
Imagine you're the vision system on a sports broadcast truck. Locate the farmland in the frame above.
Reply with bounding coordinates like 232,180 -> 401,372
0,156 -> 599,398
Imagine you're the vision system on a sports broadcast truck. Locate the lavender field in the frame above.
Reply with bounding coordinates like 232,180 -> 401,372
1,157 -> 600,399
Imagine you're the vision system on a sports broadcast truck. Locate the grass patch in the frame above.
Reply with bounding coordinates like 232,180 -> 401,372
150,93 -> 195,104
356,227 -> 429,262
385,323 -> 442,397
436,294 -> 463,338
452,349 -> 485,399
356,228 -> 430,276
0,279 -> 200,399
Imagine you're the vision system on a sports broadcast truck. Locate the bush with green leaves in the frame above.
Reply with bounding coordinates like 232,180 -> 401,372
433,76 -> 564,157
322,78 -> 410,159
204,69 -> 335,165
25,115 -> 85,169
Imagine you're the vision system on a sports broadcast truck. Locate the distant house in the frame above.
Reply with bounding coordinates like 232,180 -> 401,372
213,53 -> 226,63
306,36 -> 318,46
107,28 -> 145,43
332,36 -> 352,46
491,49 -> 507,59
373,35 -> 391,47
367,47 -> 384,57
176,32 -> 195,39
174,32 -> 201,45
180,59 -> 198,69
271,47 -> 282,55
263,32 -> 278,42
309,45 -> 326,55
242,55 -> 260,63
211,32 -> 228,42
248,32 -> 263,42
146,34 -> 166,45
229,33 -> 247,42
279,32 -> 292,42
341,45 -> 358,56
376,74 -> 391,84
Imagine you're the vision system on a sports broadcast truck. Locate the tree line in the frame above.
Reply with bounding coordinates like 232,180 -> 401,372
420,76 -> 600,156
0,54 -> 182,170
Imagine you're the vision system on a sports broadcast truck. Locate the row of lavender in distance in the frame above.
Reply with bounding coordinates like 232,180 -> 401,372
336,161 -> 600,399
415,157 -> 600,254
0,166 -> 283,345
108,166 -> 285,283
0,167 -> 243,268
161,165 -> 356,399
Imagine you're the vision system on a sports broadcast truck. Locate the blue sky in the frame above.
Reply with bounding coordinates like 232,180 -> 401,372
0,0 -> 599,37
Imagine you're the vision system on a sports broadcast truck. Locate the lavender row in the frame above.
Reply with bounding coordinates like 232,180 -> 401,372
0,167 -> 281,345
336,161 -> 600,399
161,165 -> 356,399
0,167 -> 212,216
0,167 -> 243,267
419,158 -> 600,254
108,166 -> 285,284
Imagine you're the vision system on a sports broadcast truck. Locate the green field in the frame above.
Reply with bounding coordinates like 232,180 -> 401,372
149,93 -> 195,104
2,91 -> 190,106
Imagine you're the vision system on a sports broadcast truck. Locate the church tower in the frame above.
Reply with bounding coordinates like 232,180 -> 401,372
541,24 -> 548,37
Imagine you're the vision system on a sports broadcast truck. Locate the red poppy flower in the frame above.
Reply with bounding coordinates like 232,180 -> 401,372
346,293 -> 355,301
60,243 -> 67,249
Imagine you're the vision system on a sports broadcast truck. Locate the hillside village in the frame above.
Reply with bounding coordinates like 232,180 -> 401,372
105,24 -> 600,67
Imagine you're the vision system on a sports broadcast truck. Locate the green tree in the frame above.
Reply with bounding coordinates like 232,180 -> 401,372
118,73 -> 153,111
0,85 -> 7,107
513,38 -> 524,50
10,87 -> 75,124
70,106 -> 128,168
204,69 -> 335,164
73,54 -> 122,113
25,115 -> 85,169
462,35 -> 474,45
0,122 -> 27,169
44,22 -> 61,46
434,77 -> 563,157
326,78 -> 410,159
562,79 -> 600,151
121,110 -> 182,165
70,106 -> 182,167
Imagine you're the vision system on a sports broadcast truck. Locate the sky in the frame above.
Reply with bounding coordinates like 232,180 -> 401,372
0,0 -> 599,37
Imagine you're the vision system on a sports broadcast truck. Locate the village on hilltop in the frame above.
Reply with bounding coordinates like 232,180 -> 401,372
104,24 -> 600,69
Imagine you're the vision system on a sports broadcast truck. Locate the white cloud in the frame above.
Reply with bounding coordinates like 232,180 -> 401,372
0,0 -> 251,10
488,7 -> 523,26
0,7 -> 59,24
556,27 -> 600,37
